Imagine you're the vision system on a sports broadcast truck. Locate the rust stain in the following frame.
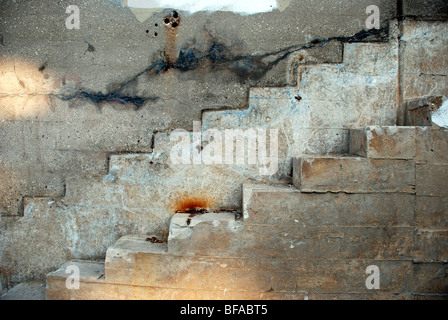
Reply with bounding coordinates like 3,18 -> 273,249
369,128 -> 396,154
369,129 -> 384,154
173,196 -> 213,214
164,10 -> 181,66
146,236 -> 166,243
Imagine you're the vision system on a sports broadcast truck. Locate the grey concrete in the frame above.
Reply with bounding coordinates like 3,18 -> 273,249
1,0 -> 447,297
0,281 -> 46,300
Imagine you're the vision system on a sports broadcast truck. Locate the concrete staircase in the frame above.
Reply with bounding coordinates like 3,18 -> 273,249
46,124 -> 448,299
0,19 -> 439,299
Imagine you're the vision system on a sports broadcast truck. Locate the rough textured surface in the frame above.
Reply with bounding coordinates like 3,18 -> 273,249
293,157 -> 416,193
350,126 -> 417,159
405,96 -> 448,126
0,281 -> 46,300
0,2 -> 447,298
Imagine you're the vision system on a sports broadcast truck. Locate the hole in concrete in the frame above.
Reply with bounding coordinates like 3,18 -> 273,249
164,18 -> 170,24
146,30 -> 149,33
172,21 -> 178,28
154,32 -> 158,37
172,11 -> 178,19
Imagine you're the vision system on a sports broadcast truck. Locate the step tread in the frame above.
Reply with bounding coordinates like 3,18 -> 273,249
47,260 -> 105,282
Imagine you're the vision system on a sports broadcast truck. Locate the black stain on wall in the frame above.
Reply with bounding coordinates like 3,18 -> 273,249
56,26 -> 388,108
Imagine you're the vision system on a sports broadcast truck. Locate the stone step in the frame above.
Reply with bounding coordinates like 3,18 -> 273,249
415,127 -> 448,165
349,126 -> 417,159
292,157 -> 416,193
46,261 -> 108,300
168,211 -> 243,257
349,125 -> 448,164
405,96 -> 447,126
0,281 -> 46,300
243,183 -> 415,226
46,255 -> 448,300
105,234 -> 167,284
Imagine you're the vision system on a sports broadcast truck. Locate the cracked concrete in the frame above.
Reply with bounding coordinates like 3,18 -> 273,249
0,0 -> 447,296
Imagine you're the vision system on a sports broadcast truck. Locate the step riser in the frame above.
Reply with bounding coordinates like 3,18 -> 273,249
46,275 -> 422,300
167,212 -> 242,256
49,258 -> 447,298
293,157 -> 416,193
349,126 -> 448,165
350,127 -> 416,159
246,190 -> 415,226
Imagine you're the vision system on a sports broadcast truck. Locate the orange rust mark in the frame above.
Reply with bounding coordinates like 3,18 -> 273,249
146,236 -> 166,243
173,196 -> 213,214
164,11 -> 181,66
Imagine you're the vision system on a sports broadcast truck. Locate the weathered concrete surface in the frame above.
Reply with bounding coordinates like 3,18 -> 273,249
293,157 -> 416,193
105,234 -> 167,284
416,196 -> 448,229
405,96 -> 448,126
350,126 -> 417,159
0,281 -> 46,300
47,258 -> 417,300
0,0 -> 396,216
416,164 -> 448,197
168,212 -> 242,256
400,20 -> 448,112
415,126 -> 448,164
245,185 -> 415,226
46,242 -> 447,299
0,3 -> 447,296
203,21 -> 400,160
402,0 -> 448,20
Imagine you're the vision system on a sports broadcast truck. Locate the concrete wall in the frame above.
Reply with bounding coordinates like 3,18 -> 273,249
0,0 -> 447,293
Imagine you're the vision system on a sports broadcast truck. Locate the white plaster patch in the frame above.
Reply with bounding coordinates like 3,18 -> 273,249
123,0 -> 288,22
124,0 -> 284,17
432,100 -> 448,129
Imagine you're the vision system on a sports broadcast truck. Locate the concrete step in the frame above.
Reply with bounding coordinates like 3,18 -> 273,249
105,234 -> 167,284
349,126 -> 417,159
292,156 -> 416,193
405,96 -> 447,126
0,281 -> 46,300
168,211 -> 243,257
349,126 -> 448,165
243,183 -> 415,226
46,254 -> 447,299
415,127 -> 448,165
46,261 -> 108,300
242,183 -> 447,262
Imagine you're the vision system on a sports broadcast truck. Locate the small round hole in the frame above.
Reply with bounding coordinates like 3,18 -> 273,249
164,18 -> 170,24
172,22 -> 178,28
